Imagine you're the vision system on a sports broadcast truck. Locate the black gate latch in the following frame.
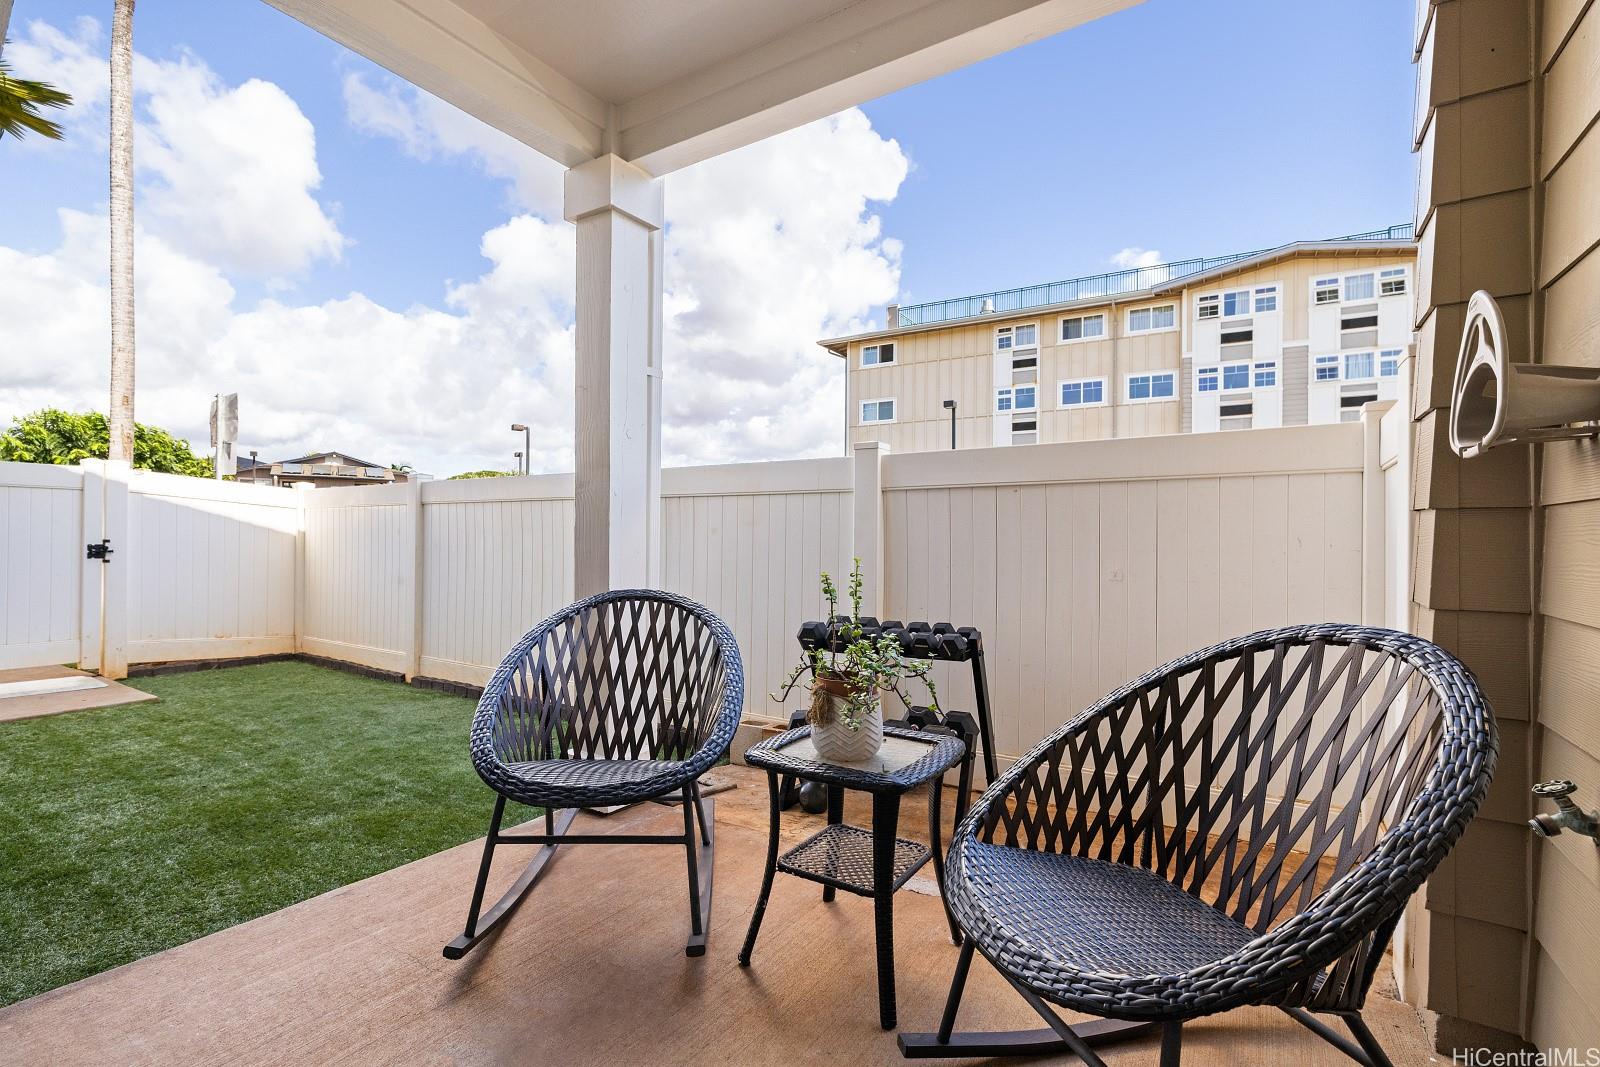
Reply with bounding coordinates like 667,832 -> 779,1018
86,539 -> 113,561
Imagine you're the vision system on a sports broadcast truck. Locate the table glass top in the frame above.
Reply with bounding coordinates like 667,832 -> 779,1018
778,733 -> 940,775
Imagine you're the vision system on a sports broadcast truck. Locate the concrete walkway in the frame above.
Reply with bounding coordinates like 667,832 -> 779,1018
0,767 -> 1434,1066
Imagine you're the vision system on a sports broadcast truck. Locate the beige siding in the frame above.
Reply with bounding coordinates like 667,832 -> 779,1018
1185,251 -> 1418,343
1404,0 -> 1538,1049
1530,0 -> 1600,1055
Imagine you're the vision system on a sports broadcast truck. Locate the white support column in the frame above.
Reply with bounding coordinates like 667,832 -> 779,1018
852,441 -> 888,618
564,154 -> 664,597
100,460 -> 131,679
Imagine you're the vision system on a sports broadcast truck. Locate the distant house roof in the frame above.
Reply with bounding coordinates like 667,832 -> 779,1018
278,451 -> 388,470
236,455 -> 271,471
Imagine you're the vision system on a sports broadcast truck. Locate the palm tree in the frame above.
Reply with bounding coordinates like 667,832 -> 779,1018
0,47 -> 73,141
108,0 -> 135,462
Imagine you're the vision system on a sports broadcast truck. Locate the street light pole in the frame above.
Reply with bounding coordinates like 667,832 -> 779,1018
942,399 -> 957,450
510,423 -> 530,474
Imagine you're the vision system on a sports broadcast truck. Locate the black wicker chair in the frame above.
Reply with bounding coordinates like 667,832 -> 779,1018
901,624 -> 1496,1067
443,590 -> 743,960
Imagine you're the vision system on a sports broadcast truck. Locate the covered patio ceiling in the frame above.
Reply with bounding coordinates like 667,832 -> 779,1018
265,0 -> 1140,174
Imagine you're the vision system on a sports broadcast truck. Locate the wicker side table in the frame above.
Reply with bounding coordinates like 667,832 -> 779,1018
738,724 -> 967,1030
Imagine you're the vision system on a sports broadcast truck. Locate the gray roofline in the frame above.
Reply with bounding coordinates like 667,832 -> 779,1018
820,239 -> 1416,355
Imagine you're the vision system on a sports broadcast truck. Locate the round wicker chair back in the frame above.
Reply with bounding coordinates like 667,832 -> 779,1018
960,623 -> 1496,1013
469,589 -> 743,805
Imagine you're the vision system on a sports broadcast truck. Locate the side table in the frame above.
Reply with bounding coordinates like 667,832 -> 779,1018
738,724 -> 968,1030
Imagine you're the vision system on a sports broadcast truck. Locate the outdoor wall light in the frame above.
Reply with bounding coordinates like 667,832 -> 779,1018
1449,290 -> 1600,457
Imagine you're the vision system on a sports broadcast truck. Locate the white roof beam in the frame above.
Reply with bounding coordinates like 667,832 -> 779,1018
266,0 -> 608,167
617,0 -> 1140,174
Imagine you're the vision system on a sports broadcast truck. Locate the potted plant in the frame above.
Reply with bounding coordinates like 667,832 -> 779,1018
773,559 -> 939,763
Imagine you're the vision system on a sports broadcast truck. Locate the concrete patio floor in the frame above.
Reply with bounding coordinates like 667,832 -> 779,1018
0,765 -> 1434,1066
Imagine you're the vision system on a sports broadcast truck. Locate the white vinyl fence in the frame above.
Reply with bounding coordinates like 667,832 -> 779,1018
0,419 -> 1395,766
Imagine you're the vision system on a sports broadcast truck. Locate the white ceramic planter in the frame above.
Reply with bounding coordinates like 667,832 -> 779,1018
810,679 -> 883,763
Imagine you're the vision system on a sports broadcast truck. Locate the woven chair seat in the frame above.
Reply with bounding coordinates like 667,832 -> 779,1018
502,758 -> 692,807
956,844 -> 1256,979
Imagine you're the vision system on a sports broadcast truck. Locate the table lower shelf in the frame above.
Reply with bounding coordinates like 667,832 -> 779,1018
777,824 -> 931,897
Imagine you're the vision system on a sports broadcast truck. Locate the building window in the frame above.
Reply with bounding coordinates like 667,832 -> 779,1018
1127,305 -> 1176,333
861,342 -> 895,367
1060,313 -> 1106,342
1197,294 -> 1219,319
1222,289 -> 1251,317
1058,378 -> 1106,406
1344,351 -> 1376,380
1344,273 -> 1376,301
1254,361 -> 1277,387
1380,349 -> 1401,377
1220,401 -> 1254,418
1255,286 -> 1278,313
1223,363 -> 1250,390
1314,278 -> 1340,305
996,324 -> 1037,351
996,385 -> 1037,413
1221,327 -> 1253,346
1380,268 -> 1407,296
1127,372 -> 1176,401
1341,310 -> 1379,332
860,398 -> 895,423
1012,354 -> 1038,370
1198,366 -> 1219,392
1315,354 -> 1340,381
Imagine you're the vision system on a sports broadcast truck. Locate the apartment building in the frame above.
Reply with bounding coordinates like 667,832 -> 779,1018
821,226 -> 1415,453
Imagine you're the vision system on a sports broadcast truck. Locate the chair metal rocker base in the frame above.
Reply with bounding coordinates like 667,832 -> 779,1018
898,1018 -> 1158,1060
444,785 -> 715,960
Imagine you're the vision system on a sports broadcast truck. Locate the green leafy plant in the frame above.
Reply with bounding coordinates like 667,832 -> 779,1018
0,409 -> 212,477
773,558 -> 939,731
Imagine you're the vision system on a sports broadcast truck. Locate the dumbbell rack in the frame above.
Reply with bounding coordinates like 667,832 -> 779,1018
780,617 -> 997,812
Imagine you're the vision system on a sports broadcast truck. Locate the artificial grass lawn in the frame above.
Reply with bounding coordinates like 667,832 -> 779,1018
0,660 -> 536,1007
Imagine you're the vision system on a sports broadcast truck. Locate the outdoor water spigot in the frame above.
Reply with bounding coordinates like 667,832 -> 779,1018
1529,780 -> 1600,842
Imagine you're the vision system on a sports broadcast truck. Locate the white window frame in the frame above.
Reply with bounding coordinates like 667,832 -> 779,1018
1125,371 -> 1177,403
859,397 -> 897,424
996,384 -> 1038,413
1057,377 -> 1108,408
1254,361 -> 1278,388
1380,268 -> 1408,296
1254,285 -> 1279,313
1197,365 -> 1219,392
1221,289 -> 1252,318
1344,351 -> 1377,381
1343,272 -> 1376,301
1380,348 -> 1402,377
1221,361 -> 1252,391
1059,312 -> 1106,344
995,322 -> 1040,352
1314,277 -> 1341,305
1314,354 -> 1340,381
1197,294 -> 1219,320
860,342 -> 895,368
1126,303 -> 1177,334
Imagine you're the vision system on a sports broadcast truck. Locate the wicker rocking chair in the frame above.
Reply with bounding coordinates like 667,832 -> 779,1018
443,590 -> 743,960
900,624 -> 1496,1067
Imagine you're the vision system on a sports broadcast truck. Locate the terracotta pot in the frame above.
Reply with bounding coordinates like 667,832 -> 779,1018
809,676 -> 884,763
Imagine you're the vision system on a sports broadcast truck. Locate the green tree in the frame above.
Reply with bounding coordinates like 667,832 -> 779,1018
449,470 -> 514,480
0,409 -> 212,477
0,48 -> 73,141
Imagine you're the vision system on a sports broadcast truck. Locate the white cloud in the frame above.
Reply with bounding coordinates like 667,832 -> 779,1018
343,72 -> 564,219
11,18 -> 345,278
1110,246 -> 1163,269
1,27 -> 909,477
341,73 -> 909,466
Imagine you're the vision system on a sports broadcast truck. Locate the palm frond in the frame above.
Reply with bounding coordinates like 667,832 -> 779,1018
0,48 -> 74,141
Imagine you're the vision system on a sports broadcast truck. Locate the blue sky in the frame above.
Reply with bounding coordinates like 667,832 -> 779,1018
0,0 -> 1417,473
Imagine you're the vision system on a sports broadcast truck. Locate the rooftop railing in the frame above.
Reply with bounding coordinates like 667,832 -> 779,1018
893,223 -> 1415,328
